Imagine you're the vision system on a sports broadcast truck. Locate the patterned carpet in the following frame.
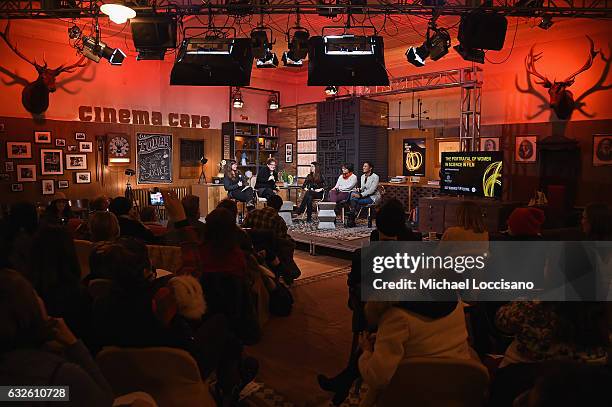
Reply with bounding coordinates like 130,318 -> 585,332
289,219 -> 373,242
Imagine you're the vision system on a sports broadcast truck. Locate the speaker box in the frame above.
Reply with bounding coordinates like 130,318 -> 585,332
458,13 -> 507,51
131,16 -> 177,49
307,36 -> 389,86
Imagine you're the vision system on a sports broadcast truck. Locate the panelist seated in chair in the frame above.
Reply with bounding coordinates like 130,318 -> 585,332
294,161 -> 326,222
328,162 -> 358,204
223,160 -> 255,207
348,161 -> 381,215
254,158 -> 279,200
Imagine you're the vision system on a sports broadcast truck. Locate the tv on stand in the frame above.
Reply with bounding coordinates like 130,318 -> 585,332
440,151 -> 503,199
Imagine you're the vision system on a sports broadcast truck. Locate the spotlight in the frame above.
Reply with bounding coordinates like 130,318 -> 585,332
281,51 -> 303,67
453,44 -> 485,64
100,1 -> 136,25
268,94 -> 279,110
325,86 -> 338,96
68,25 -> 81,40
288,28 -> 309,60
256,51 -> 278,68
81,36 -> 126,65
538,14 -> 554,30
406,24 -> 450,67
232,88 -> 244,108
406,44 -> 429,67
250,28 -> 271,59
200,156 -> 208,165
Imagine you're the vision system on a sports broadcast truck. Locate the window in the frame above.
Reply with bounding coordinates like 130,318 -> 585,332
297,128 -> 316,178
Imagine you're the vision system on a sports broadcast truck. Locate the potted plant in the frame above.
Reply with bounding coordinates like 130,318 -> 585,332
279,170 -> 295,187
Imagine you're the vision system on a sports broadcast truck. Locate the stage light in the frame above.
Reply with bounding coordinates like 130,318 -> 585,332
131,16 -> 177,61
250,29 -> 270,59
453,44 -> 485,64
325,86 -> 338,96
538,15 -> 554,30
406,44 -> 429,67
288,28 -> 310,60
100,1 -> 136,25
281,51 -> 303,67
81,36 -> 126,65
324,35 -> 374,55
268,94 -> 279,110
405,24 -> 450,67
232,88 -> 244,108
256,51 -> 278,68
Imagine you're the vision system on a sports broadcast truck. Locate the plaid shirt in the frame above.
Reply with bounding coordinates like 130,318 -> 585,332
242,207 -> 287,240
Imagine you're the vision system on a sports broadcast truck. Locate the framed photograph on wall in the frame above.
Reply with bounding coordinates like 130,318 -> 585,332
515,135 -> 537,163
75,132 -> 86,140
66,154 -> 88,170
40,149 -> 64,175
11,183 -> 23,192
285,143 -> 293,163
593,134 -> 612,166
79,141 -> 93,153
480,137 -> 500,152
58,180 -> 69,189
55,138 -> 66,147
0,174 -> 9,181
67,145 -> 78,152
7,141 -> 32,159
41,179 -> 55,195
16,164 -> 36,182
35,131 -> 52,143
436,140 -> 461,165
5,162 -> 14,172
75,171 -> 91,184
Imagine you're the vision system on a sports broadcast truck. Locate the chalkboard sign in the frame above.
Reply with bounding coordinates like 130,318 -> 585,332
137,133 -> 173,184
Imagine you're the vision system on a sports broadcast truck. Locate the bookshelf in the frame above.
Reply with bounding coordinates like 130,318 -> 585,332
221,122 -> 279,174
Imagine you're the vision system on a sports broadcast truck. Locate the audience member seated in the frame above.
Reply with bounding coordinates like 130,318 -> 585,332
254,158 -> 279,200
88,211 -> 121,243
40,193 -> 73,227
581,202 -> 612,240
180,194 -> 207,241
496,301 -> 608,367
319,199 -> 421,405
497,207 -> 546,240
2,202 -> 38,273
294,161 -> 326,222
216,199 -> 254,252
140,206 -> 167,237
440,201 -> 490,257
0,269 -> 113,407
327,163 -> 358,204
89,238 -> 256,404
22,225 -> 92,344
109,197 -> 157,244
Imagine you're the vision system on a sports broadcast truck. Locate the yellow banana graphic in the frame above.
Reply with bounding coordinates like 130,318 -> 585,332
482,161 -> 503,197
405,150 -> 423,172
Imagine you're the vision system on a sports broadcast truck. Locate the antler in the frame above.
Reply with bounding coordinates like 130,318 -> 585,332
563,35 -> 599,84
574,42 -> 612,116
525,45 -> 552,87
55,55 -> 89,74
515,71 -> 550,121
0,22 -> 39,68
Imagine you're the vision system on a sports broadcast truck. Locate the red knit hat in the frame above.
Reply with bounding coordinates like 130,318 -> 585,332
507,207 -> 545,236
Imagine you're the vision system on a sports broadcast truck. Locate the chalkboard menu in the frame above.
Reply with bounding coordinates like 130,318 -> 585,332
137,133 -> 173,184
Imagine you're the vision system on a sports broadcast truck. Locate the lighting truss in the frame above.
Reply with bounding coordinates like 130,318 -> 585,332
1,1 -> 611,19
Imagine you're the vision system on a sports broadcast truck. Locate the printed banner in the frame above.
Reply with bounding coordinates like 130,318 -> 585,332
403,138 -> 426,177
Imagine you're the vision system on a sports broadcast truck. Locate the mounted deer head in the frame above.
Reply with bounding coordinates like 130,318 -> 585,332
0,22 -> 87,115
524,36 -> 599,120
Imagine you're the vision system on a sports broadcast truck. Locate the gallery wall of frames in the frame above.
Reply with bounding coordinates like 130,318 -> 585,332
0,116 -> 220,204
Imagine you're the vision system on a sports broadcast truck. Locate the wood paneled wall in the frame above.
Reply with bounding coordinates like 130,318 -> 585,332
0,116 -> 221,205
360,99 -> 389,128
388,120 -> 612,206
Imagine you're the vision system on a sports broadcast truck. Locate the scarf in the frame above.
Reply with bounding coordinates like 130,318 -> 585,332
342,171 -> 353,180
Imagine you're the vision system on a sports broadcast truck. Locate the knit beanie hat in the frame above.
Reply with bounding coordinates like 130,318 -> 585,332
167,275 -> 207,321
507,207 -> 545,236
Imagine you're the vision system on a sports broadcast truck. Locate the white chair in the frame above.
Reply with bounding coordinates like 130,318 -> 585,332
249,176 -> 268,207
376,357 -> 490,407
97,347 -> 217,407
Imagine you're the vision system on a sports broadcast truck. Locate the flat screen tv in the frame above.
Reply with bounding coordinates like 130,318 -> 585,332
440,151 -> 503,199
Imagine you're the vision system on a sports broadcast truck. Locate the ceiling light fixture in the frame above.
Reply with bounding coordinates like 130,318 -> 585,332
406,22 -> 450,67
538,14 -> 554,30
232,88 -> 244,108
81,35 -> 126,65
100,1 -> 136,25
268,94 -> 279,110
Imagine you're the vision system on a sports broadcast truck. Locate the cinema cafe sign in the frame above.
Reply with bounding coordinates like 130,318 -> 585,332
78,106 -> 211,128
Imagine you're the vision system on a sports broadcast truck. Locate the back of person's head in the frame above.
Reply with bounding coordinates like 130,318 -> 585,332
9,202 -> 38,235
204,208 -> 237,251
375,198 -> 406,238
0,269 -> 50,353
90,196 -> 110,212
456,201 -> 486,233
266,194 -> 283,211
89,237 -> 151,290
521,363 -> 611,407
552,302 -> 610,348
139,206 -> 157,223
168,275 -> 207,321
583,203 -> 612,240
181,195 -> 200,220
89,211 -> 120,242
507,207 -> 545,237
109,197 -> 132,217
217,199 -> 238,219
28,225 -> 81,298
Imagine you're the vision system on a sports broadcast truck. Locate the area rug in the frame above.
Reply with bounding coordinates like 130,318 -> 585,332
290,222 -> 373,241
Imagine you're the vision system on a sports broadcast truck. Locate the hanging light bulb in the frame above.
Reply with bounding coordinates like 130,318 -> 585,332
100,1 -> 136,25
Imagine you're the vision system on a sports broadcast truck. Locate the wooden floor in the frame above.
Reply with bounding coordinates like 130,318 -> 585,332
293,250 -> 352,280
